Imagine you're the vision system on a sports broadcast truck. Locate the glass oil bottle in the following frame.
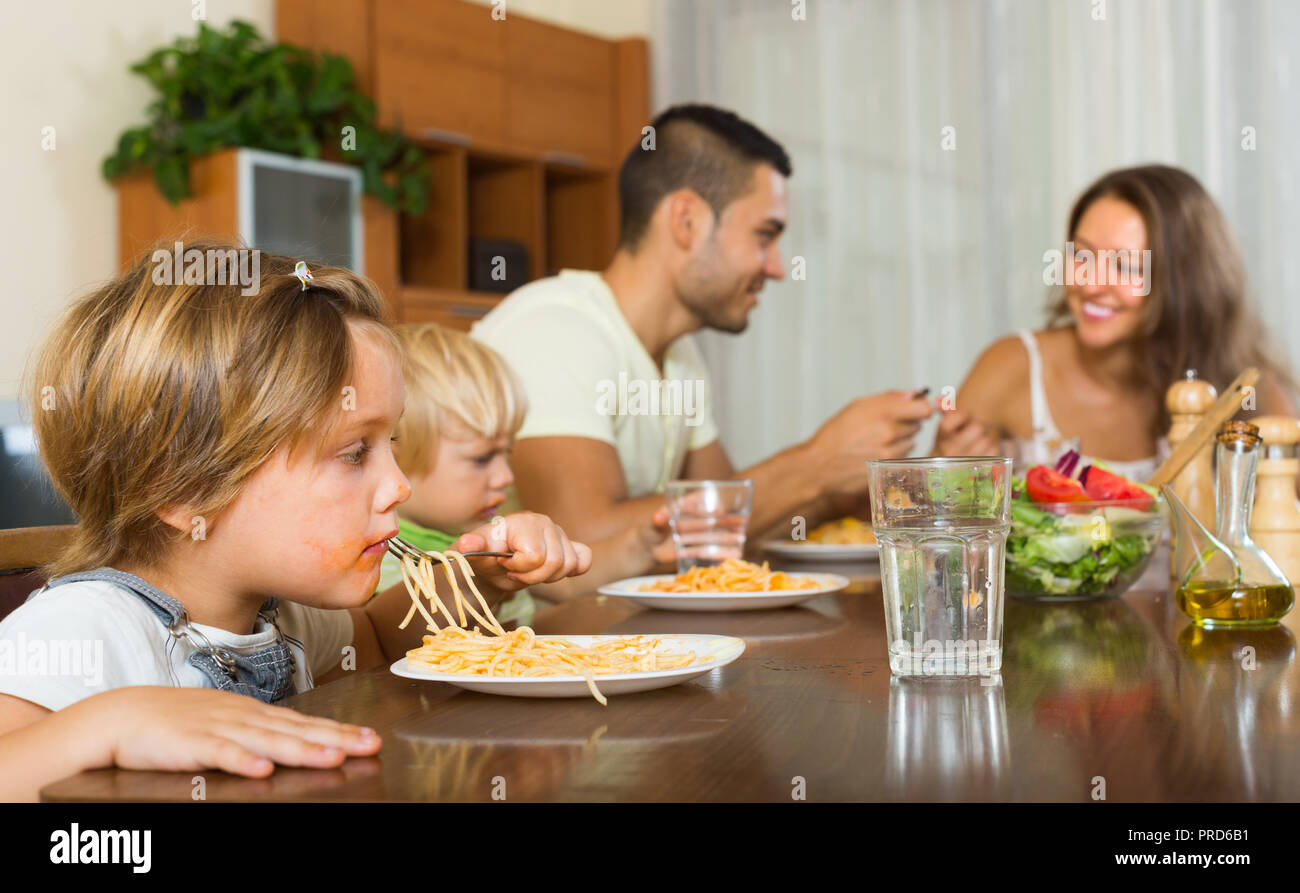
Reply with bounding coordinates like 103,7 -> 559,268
1164,421 -> 1294,627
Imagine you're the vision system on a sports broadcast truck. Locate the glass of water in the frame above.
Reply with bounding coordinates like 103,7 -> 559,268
664,480 -> 754,574
867,457 -> 1012,677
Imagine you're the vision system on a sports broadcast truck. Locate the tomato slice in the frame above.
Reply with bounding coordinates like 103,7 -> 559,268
1025,465 -> 1090,503
1080,465 -> 1154,509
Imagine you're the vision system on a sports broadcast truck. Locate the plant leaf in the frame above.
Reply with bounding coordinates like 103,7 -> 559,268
104,20 -> 430,213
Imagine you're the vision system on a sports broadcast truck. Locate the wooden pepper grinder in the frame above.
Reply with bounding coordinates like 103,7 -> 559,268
1250,415 -> 1300,586
1166,371 -> 1218,580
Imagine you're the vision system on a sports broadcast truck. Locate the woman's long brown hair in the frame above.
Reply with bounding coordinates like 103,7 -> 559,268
1048,164 -> 1295,438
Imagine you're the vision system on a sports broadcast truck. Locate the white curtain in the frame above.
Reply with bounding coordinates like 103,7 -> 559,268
651,0 -> 1300,468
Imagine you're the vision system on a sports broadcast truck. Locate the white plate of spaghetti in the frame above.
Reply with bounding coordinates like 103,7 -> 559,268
387,543 -> 744,704
598,558 -> 849,611
393,632 -> 745,703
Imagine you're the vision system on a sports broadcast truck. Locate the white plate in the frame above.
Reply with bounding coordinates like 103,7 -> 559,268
762,540 -> 880,561
597,572 -> 849,611
390,634 -> 746,699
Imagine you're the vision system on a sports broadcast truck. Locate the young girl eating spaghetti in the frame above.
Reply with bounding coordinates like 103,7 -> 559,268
0,242 -> 591,801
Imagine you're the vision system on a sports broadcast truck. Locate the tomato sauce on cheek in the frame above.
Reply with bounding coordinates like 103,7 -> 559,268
288,459 -> 380,575
297,532 -> 373,574
292,534 -> 383,607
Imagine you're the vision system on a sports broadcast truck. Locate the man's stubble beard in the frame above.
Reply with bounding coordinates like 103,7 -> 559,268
679,256 -> 753,335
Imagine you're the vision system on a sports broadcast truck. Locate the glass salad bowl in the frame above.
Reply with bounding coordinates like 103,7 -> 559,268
1004,495 -> 1167,601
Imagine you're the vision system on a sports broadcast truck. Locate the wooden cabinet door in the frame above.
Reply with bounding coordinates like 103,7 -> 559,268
506,17 -> 615,164
373,0 -> 509,144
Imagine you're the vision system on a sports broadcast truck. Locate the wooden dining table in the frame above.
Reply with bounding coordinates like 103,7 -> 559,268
41,548 -> 1300,802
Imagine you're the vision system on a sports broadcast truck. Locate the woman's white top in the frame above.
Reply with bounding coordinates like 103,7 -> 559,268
1014,329 -> 1162,483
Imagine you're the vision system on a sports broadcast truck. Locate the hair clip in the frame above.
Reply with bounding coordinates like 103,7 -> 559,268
293,261 -> 314,291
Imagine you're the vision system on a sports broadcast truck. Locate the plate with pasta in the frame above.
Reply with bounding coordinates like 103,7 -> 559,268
387,543 -> 744,704
393,632 -> 745,703
598,558 -> 850,611
763,516 -> 879,561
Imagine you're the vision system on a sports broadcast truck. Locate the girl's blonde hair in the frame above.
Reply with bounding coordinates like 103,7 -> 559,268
393,323 -> 527,475
26,239 -> 399,578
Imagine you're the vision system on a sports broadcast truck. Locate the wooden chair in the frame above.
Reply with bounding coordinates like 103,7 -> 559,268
0,525 -> 75,621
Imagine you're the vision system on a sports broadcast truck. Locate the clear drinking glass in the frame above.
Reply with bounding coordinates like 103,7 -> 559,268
664,480 -> 754,575
867,457 -> 1012,677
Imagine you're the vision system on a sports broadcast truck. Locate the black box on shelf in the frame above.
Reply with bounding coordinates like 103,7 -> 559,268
469,239 -> 529,293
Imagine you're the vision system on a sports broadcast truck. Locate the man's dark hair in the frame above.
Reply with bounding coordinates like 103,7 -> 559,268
617,104 -> 792,250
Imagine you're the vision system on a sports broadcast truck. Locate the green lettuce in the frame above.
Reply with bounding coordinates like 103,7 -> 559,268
1006,479 -> 1158,597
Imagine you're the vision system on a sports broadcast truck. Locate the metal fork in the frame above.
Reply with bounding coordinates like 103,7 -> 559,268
386,535 -> 513,564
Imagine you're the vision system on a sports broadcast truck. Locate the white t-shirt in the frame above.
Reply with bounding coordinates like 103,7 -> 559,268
472,270 -> 721,498
0,580 -> 354,711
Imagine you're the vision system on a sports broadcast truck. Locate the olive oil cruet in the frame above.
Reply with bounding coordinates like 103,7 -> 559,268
1161,421 -> 1295,627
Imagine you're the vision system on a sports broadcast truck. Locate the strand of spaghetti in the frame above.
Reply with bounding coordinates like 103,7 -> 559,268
434,554 -> 501,635
444,550 -> 506,635
415,550 -> 476,632
583,673 -> 607,706
412,554 -> 459,628
398,555 -> 441,631
410,555 -> 446,625
419,553 -> 486,633
425,549 -> 467,627
396,548 -> 505,637
405,555 -> 438,624
445,550 -> 493,624
414,554 -> 449,624
395,557 -> 422,629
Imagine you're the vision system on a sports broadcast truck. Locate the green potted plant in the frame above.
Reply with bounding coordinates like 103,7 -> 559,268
102,20 -> 428,214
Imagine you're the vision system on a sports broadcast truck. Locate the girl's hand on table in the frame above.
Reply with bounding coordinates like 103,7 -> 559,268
83,686 -> 381,777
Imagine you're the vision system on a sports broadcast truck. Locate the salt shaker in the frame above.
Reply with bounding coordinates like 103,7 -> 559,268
1250,415 -> 1300,586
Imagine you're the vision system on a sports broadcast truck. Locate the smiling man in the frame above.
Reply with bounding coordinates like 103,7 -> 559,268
472,104 -> 932,548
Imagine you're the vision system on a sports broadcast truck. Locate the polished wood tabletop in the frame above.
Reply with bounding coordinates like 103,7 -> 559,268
42,549 -> 1300,802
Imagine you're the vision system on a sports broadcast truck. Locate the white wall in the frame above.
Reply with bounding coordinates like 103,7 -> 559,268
0,1 -> 276,403
0,0 -> 652,403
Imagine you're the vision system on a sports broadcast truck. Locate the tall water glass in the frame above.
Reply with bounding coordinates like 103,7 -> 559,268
665,480 -> 753,575
867,457 -> 1012,677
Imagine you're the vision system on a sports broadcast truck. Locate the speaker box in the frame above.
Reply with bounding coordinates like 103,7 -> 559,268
469,239 -> 529,293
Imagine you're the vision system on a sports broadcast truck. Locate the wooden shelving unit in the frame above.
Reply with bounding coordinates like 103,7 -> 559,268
115,0 -> 648,332
392,135 -> 621,325
278,0 -> 648,330
545,163 -> 620,274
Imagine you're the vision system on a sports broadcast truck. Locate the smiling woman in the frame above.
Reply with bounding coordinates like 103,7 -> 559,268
1047,165 -> 1294,430
934,164 -> 1299,479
